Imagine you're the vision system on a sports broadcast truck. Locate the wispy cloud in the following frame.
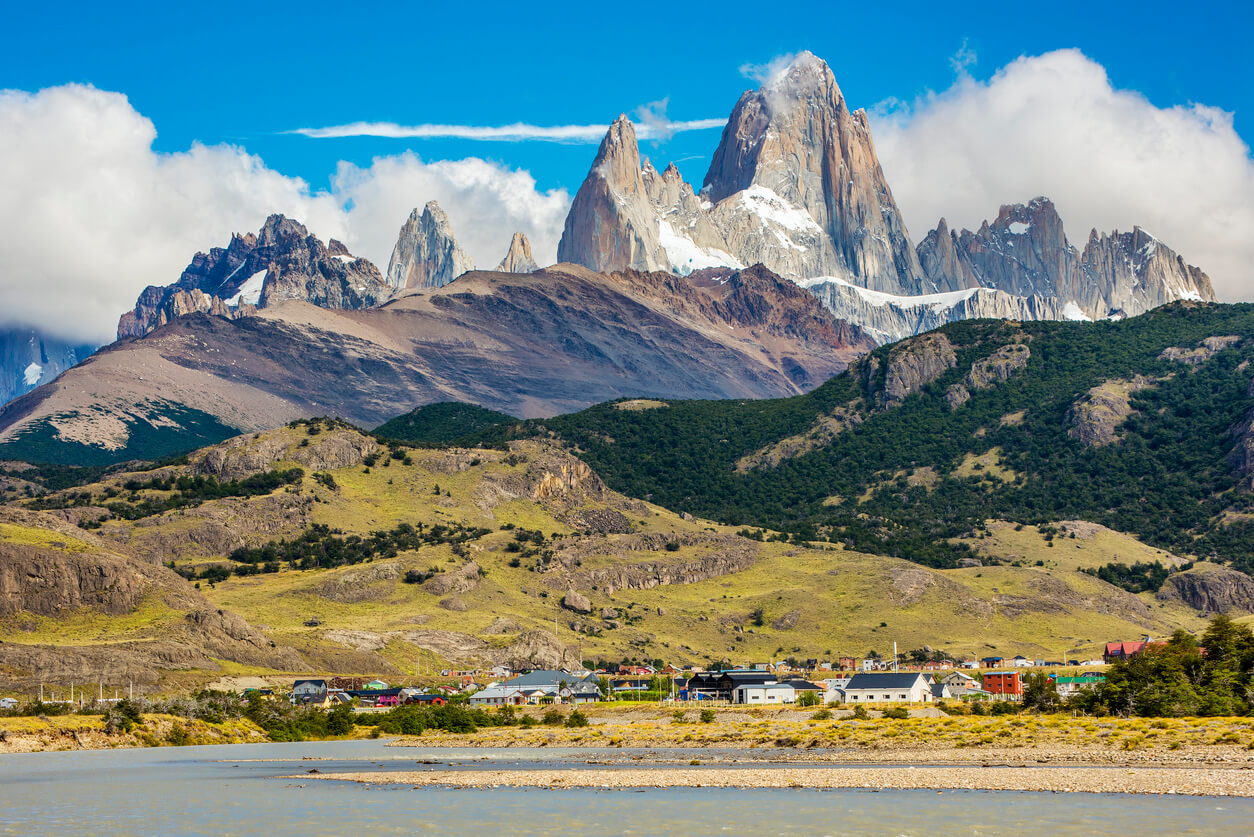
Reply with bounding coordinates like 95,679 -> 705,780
288,118 -> 725,143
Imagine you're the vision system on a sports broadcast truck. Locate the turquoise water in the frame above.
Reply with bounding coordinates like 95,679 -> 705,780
0,741 -> 1249,835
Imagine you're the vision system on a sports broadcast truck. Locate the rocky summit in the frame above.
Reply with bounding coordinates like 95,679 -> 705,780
386,201 -> 475,290
117,215 -> 391,340
556,53 -> 1215,345
496,232 -> 539,273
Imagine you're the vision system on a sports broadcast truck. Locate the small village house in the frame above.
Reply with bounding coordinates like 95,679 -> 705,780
836,672 -> 934,704
982,671 -> 1023,699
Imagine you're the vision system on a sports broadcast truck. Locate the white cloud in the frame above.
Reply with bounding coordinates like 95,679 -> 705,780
290,117 -> 724,142
0,84 -> 576,345
871,49 -> 1254,301
331,152 -> 571,272
0,84 -> 345,343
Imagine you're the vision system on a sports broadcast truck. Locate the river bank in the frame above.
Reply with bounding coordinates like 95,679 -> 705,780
305,764 -> 1254,796
0,713 -> 270,753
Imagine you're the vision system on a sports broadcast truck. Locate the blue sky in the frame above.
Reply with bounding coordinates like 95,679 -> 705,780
2,1 -> 1253,342
5,0 -> 1250,194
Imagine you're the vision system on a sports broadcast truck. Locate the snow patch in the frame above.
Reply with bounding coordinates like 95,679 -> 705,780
1062,301 -> 1092,321
1175,288 -> 1203,302
804,276 -> 980,310
1007,222 -> 1030,235
333,254 -> 355,263
224,270 -> 268,307
737,185 -> 823,233
657,220 -> 743,274
22,362 -> 41,387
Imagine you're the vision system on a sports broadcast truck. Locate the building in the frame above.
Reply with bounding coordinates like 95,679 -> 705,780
1053,674 -> 1105,698
784,679 -> 825,701
733,683 -> 797,704
982,671 -> 1023,699
1011,656 -> 1034,668
837,657 -> 857,671
685,670 -> 776,701
837,672 -> 935,704
292,679 -> 328,706
1104,640 -> 1150,663
980,657 -> 1003,669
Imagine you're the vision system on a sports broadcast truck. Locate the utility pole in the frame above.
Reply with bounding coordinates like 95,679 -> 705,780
893,642 -> 898,673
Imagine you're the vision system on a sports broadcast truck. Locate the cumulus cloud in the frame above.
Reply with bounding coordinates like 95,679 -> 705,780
331,152 -> 571,272
871,49 -> 1254,301
0,84 -> 346,343
291,117 -> 724,142
0,84 -> 575,345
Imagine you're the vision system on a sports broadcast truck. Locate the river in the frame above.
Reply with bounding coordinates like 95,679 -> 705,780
0,740 -> 1248,834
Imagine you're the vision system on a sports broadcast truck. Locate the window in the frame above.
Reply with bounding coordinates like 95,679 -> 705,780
899,694 -> 907,699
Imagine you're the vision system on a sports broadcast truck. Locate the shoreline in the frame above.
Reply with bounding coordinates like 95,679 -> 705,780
299,765 -> 1254,796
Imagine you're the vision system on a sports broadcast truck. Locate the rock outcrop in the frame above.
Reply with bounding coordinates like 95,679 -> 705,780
1157,564 -> 1254,614
1159,335 -> 1242,368
870,333 -> 957,408
385,201 -> 474,290
1066,377 -> 1156,446
117,215 -> 390,339
496,232 -> 539,273
561,589 -> 593,613
965,344 -> 1031,390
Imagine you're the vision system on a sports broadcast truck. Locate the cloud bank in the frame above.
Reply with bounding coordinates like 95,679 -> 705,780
291,117 -> 724,142
871,49 -> 1254,301
0,84 -> 573,344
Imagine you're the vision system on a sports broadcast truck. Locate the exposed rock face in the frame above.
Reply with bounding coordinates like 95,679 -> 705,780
0,328 -> 95,408
193,427 -> 381,481
1066,377 -> 1156,446
1160,335 -> 1242,368
1157,564 -> 1254,614
771,609 -> 801,630
557,116 -> 675,273
118,215 -> 390,339
704,51 -> 924,292
916,198 -> 1215,319
422,562 -> 481,596
496,232 -> 539,273
736,401 -> 863,471
872,333 -> 957,408
965,344 -> 1031,390
386,202 -> 474,290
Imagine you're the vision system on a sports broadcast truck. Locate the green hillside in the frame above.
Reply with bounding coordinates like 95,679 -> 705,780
469,303 -> 1254,576
374,402 -> 517,445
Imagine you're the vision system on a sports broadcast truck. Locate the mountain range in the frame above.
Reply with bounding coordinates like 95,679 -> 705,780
0,50 -> 1219,465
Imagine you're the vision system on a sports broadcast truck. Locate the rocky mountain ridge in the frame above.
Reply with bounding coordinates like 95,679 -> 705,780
0,263 -> 872,464
556,53 -> 1215,344
0,328 -> 95,407
117,214 -> 391,340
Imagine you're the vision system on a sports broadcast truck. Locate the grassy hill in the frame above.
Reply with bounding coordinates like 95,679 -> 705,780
0,419 -> 1216,689
466,303 -> 1254,583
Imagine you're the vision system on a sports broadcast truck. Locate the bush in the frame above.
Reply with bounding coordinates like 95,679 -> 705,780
851,704 -> 870,720
542,709 -> 565,726
565,710 -> 589,728
796,691 -> 821,707
882,706 -> 909,720
811,709 -> 832,720
699,708 -> 716,724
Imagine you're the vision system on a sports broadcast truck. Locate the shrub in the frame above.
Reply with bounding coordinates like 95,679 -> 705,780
882,706 -> 909,720
542,709 -> 565,726
565,710 -> 589,728
699,708 -> 716,724
811,709 -> 832,721
851,704 -> 870,720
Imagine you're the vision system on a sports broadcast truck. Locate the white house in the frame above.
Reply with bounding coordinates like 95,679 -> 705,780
837,672 -> 934,704
468,686 -> 527,706
733,683 -> 796,704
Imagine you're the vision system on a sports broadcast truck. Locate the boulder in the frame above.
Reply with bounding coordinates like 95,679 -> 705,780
561,589 -> 592,614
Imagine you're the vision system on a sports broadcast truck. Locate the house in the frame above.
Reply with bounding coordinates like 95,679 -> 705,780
982,671 -> 1023,699
922,660 -> 954,671
407,694 -> 448,706
685,670 -> 776,701
1010,656 -> 1034,668
1052,674 -> 1105,698
468,686 -> 527,706
365,679 -> 390,690
980,657 -> 1003,669
292,679 -> 329,706
1104,640 -> 1149,663
784,679 -> 825,700
837,657 -> 857,671
836,672 -> 935,704
0,697 -> 17,709
941,671 -> 980,696
930,681 -> 952,700
733,683 -> 796,704
960,660 -> 980,670
561,683 -> 601,704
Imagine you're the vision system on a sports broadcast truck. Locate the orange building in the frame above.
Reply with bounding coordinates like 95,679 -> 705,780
982,671 -> 1023,698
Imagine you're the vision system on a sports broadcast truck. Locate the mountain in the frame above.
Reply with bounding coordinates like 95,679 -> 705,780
117,214 -> 390,339
386,201 -> 475,290
0,328 -> 95,407
0,264 -> 872,464
468,301 -> 1254,586
496,232 -> 539,273
556,53 -> 1215,343
0,418 -> 1212,689
915,198 -> 1215,318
